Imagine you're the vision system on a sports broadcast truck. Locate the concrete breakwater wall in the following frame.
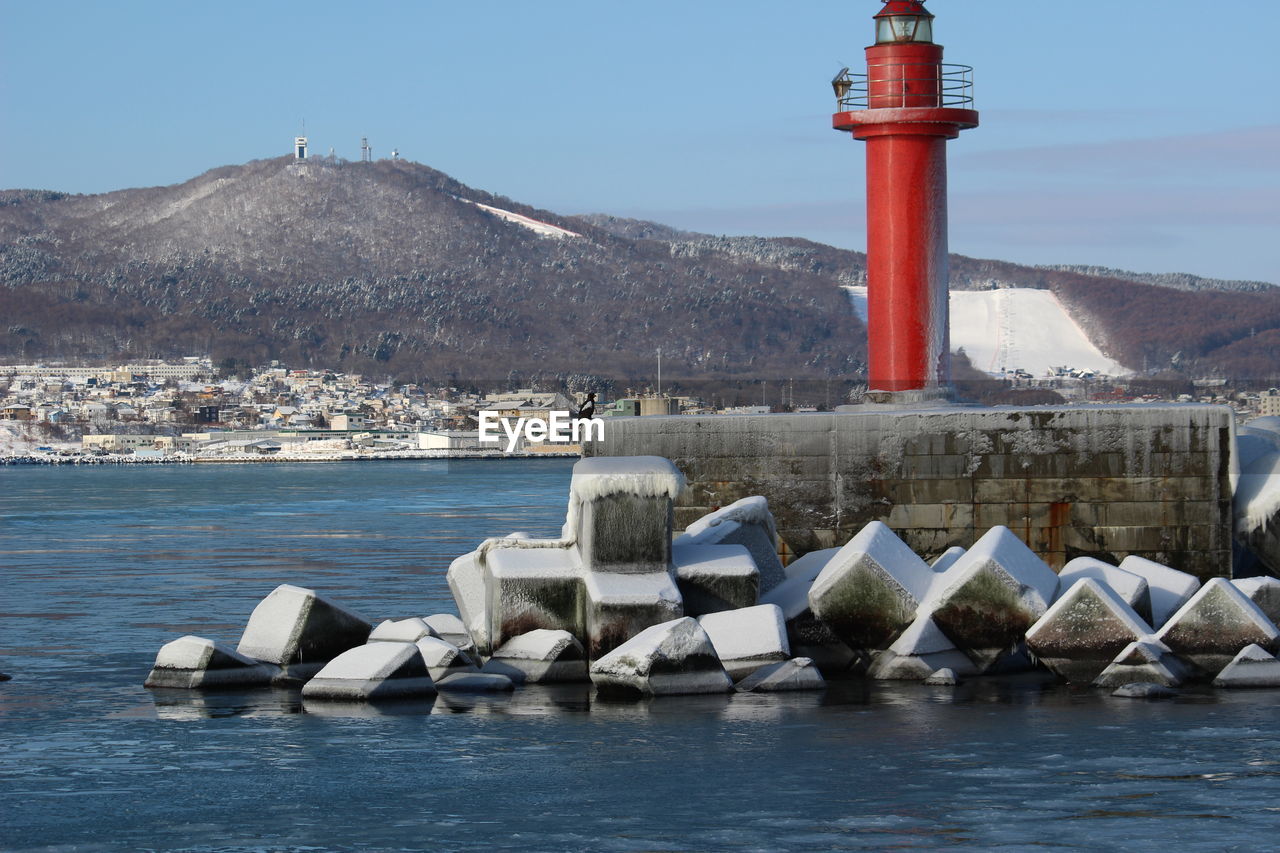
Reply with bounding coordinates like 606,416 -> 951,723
587,405 -> 1234,581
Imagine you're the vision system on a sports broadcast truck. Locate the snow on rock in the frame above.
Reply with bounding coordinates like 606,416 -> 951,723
1056,558 -> 1154,626
843,286 -> 1129,377
808,521 -> 935,651
1212,644 -> 1280,688
926,526 -> 1060,671
369,617 -> 437,643
1093,639 -> 1188,688
1116,556 -> 1200,629
1154,578 -> 1280,676
414,636 -> 479,682
144,635 -> 278,689
867,613 -> 979,680
300,642 -> 436,701
675,497 -> 785,594
458,198 -> 582,239
235,584 -> 372,678
735,657 -> 825,692
697,604 -> 790,681
1231,577 -> 1280,625
482,629 -> 587,684
671,542 -> 759,616
589,617 -> 733,697
1025,578 -> 1154,683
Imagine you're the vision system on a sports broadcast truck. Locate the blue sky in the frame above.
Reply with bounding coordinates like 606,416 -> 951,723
2,1 -> 1277,282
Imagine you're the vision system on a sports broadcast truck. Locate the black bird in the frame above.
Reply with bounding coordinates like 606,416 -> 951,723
576,392 -> 596,420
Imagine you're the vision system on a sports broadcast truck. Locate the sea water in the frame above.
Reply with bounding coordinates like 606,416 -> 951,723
2,460 -> 1278,851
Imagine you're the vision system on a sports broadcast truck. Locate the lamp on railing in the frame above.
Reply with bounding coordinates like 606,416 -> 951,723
831,68 -> 853,103
874,0 -> 934,44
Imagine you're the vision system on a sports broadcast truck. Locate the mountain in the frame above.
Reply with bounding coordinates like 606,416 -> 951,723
2,155 -> 1280,391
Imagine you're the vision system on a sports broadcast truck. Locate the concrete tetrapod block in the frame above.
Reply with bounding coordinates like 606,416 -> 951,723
867,614 -> 979,680
760,550 -> 858,672
434,672 -> 516,693
1093,639 -> 1188,688
300,642 -> 436,701
930,547 -> 966,574
422,613 -> 480,664
923,668 -> 959,686
369,618 -> 437,643
567,456 -> 685,574
1154,578 -> 1280,676
808,521 -> 936,652
236,584 -> 373,678
1056,558 -> 1154,627
735,657 -> 825,692
927,526 -> 1060,672
590,617 -> 733,697
414,636 -> 480,682
446,552 -> 492,657
145,635 -> 279,689
1212,644 -> 1280,688
482,629 -> 588,684
583,570 -> 683,660
1025,579 -> 1154,683
1117,556 -> 1201,629
484,547 -> 585,655
671,542 -> 759,617
697,604 -> 790,681
675,496 -> 786,594
1231,577 -> 1280,625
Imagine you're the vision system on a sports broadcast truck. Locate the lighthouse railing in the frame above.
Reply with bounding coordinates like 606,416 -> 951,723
837,63 -> 974,110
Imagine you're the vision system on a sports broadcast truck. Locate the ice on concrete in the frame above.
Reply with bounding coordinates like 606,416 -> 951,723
672,542 -> 759,616
809,521 -> 936,650
482,629 -> 587,684
868,613 -> 979,680
1117,556 -> 1201,628
1213,643 -> 1280,688
783,548 -> 839,580
369,617 -> 437,643
760,550 -> 857,672
1111,682 -> 1178,699
697,604 -> 790,681
583,570 -> 682,659
930,547 -> 966,574
422,613 -> 479,663
1093,639 -> 1187,688
923,668 -> 959,686
589,617 -> 733,696
300,642 -> 435,701
1026,578 -> 1154,683
414,636 -> 480,682
144,635 -> 278,689
735,657 -> 825,692
563,455 -> 686,541
1234,445 -> 1280,536
676,497 -> 786,593
1057,558 -> 1153,626
446,552 -> 491,655
235,584 -> 372,673
434,671 -> 516,692
1231,577 -> 1280,625
1155,578 -> 1280,675
927,526 -> 1060,671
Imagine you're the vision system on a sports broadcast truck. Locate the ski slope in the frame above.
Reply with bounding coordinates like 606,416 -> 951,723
458,198 -> 581,239
843,286 -> 1129,378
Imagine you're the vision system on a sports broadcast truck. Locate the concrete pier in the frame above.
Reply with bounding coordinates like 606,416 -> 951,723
586,404 -> 1234,580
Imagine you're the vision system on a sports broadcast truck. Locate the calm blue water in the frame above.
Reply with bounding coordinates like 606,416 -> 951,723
3,460 -> 1279,851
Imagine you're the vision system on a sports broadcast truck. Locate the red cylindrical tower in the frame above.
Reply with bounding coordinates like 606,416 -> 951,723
833,0 -> 978,394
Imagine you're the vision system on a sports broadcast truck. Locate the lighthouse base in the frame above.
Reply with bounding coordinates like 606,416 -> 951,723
585,404 -> 1235,581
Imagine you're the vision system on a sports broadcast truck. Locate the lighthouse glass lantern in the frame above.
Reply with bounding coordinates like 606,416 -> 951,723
875,1 -> 933,43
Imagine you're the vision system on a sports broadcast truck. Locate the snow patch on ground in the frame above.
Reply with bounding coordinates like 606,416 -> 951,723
843,286 -> 1129,378
459,198 -> 581,239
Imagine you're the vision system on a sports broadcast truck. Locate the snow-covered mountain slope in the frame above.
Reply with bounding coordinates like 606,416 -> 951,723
843,286 -> 1129,378
459,198 -> 581,239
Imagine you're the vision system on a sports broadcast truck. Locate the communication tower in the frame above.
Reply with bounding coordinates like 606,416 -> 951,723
361,136 -> 371,162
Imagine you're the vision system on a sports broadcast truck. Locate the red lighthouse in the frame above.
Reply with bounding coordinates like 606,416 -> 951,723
833,0 -> 978,395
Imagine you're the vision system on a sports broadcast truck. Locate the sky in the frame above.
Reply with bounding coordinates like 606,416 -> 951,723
1,0 -> 1277,283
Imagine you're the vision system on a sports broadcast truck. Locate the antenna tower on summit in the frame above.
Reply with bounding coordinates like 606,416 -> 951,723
361,136 -> 371,162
